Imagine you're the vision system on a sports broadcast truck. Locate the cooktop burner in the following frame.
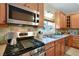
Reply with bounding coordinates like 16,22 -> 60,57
20,39 -> 35,49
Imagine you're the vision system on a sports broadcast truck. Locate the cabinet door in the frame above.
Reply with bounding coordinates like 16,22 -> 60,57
54,40 -> 61,56
55,11 -> 61,28
46,47 -> 54,56
38,3 -> 44,28
55,11 -> 66,29
73,36 -> 79,49
13,3 -> 38,11
54,39 -> 65,56
23,3 -> 38,11
66,36 -> 73,47
45,42 -> 55,56
20,3 -> 33,10
60,39 -> 65,56
31,3 -> 38,11
71,14 -> 79,28
0,3 -> 6,24
45,42 -> 52,50
60,13 -> 66,28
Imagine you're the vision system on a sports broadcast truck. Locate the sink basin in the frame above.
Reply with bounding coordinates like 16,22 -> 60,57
53,35 -> 62,38
45,35 -> 64,39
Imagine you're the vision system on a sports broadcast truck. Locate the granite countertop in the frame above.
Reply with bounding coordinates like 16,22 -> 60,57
0,44 -> 7,56
38,35 -> 70,44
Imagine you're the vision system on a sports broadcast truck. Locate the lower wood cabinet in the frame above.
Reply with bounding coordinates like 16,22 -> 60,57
60,39 -> 65,56
66,36 -> 73,47
66,35 -> 79,49
45,47 -> 55,56
45,39 -> 65,56
54,39 -> 65,56
45,41 -> 55,56
72,36 -> 79,49
54,40 -> 61,56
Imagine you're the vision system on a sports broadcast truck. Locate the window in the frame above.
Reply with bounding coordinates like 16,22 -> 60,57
43,21 -> 55,34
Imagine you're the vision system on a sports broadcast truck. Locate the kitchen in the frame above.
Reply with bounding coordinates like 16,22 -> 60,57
0,3 -> 79,56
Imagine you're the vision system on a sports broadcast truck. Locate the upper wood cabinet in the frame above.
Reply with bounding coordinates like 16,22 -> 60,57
70,14 -> 79,28
0,3 -> 6,24
55,11 -> 66,29
11,3 -> 38,12
38,3 -> 44,27
22,3 -> 38,11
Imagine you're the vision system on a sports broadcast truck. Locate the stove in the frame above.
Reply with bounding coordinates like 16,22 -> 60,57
4,32 -> 45,56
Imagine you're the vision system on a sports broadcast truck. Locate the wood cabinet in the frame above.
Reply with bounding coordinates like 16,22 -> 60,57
23,3 -> 38,11
66,36 -> 73,47
45,47 -> 54,56
70,14 -> 79,28
45,38 -> 65,56
66,35 -> 79,49
0,3 -> 6,24
38,3 -> 44,27
45,42 -> 55,56
55,11 -> 66,29
54,38 -> 65,56
72,36 -> 79,49
12,3 -> 36,11
54,40 -> 61,56
60,39 -> 65,55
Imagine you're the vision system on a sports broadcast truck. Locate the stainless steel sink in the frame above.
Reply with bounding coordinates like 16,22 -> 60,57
45,35 -> 64,39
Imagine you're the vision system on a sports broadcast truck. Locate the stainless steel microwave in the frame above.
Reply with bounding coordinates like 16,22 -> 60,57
7,4 -> 39,25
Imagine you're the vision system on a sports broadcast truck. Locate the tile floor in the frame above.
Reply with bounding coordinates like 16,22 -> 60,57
65,47 -> 79,56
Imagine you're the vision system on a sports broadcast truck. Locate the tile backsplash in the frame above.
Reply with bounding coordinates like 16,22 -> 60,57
0,24 -> 38,41
1,24 -> 79,41
56,29 -> 79,35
